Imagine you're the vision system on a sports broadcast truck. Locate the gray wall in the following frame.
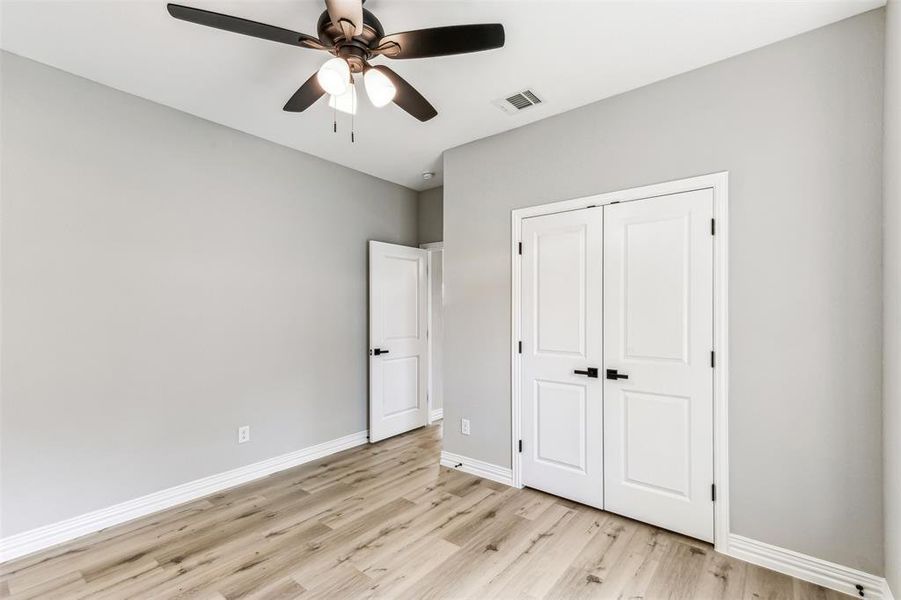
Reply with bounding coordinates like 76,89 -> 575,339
884,0 -> 900,593
418,187 -> 443,245
443,10 -> 884,574
0,52 -> 418,536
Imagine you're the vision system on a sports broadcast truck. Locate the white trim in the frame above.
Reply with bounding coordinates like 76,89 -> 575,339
726,534 -> 890,599
510,172 -> 731,551
430,408 -> 444,422
711,173 -> 731,551
419,242 -> 444,250
440,451 -> 514,487
884,580 -> 897,600
0,430 -> 369,563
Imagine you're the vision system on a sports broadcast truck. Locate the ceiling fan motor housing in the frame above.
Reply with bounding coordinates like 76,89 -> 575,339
317,9 -> 384,73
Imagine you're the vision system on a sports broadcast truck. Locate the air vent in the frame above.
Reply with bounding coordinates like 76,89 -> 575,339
493,89 -> 544,114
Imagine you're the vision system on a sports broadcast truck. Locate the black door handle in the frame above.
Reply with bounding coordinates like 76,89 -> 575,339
573,367 -> 598,378
372,348 -> 389,356
606,369 -> 629,380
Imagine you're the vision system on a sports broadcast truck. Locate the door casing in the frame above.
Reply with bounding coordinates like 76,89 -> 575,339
510,172 -> 730,551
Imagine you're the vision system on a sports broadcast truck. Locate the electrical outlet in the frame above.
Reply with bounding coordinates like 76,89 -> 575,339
238,425 -> 250,444
461,419 -> 471,435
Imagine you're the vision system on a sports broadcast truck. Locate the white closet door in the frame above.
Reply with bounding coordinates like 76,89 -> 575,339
603,189 -> 715,542
521,207 -> 604,508
369,241 -> 428,443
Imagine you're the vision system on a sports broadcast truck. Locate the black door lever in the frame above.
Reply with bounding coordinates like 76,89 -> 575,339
573,367 -> 598,378
606,369 -> 629,380
372,348 -> 390,356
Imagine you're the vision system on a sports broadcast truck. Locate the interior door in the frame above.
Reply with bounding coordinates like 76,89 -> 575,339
603,189 -> 715,542
369,241 -> 429,443
521,207 -> 604,508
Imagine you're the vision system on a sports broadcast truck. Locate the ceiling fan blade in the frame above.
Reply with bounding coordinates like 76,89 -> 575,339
325,0 -> 363,38
167,4 -> 324,48
370,65 -> 437,122
372,24 -> 504,59
283,72 -> 326,112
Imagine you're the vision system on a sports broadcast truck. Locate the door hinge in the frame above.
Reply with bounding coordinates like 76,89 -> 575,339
518,242 -> 522,255
711,484 -> 716,502
711,218 -> 716,235
710,350 -> 715,368
518,439 -> 523,453
518,341 -> 522,354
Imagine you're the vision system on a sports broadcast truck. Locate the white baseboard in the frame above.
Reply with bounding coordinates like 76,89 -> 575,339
726,534 -> 889,599
439,450 -> 513,487
0,430 -> 369,563
430,408 -> 444,422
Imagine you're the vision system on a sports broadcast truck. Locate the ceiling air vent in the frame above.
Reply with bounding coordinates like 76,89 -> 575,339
493,89 -> 544,115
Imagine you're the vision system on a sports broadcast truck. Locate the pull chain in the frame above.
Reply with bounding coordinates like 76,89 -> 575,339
351,82 -> 356,143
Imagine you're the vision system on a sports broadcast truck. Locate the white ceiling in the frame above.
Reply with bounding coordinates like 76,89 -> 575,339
0,0 -> 883,190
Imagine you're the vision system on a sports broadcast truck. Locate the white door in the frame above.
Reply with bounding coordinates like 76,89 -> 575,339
603,189 -> 715,542
369,241 -> 429,443
521,208 -> 604,508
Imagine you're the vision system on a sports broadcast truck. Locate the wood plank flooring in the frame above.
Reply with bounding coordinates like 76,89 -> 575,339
0,424 -> 848,599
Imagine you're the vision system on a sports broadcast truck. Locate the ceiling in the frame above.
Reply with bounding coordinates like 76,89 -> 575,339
0,0 -> 884,190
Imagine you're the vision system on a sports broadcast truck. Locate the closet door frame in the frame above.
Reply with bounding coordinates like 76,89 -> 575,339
510,171 -> 730,552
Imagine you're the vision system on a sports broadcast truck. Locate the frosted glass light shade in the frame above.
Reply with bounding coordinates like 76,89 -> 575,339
364,68 -> 396,108
328,84 -> 357,115
317,58 -> 350,96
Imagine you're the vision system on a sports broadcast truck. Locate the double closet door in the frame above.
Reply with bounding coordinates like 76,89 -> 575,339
520,189 -> 715,542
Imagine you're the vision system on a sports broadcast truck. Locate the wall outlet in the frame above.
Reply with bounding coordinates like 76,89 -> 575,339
237,425 -> 250,444
461,418 -> 471,435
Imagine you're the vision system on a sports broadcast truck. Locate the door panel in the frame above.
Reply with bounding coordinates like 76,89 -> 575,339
535,227 -> 586,355
369,241 -> 428,442
603,189 -> 714,542
623,216 -> 689,362
535,380 -> 587,471
382,356 -> 420,416
622,390 -> 690,497
521,208 -> 604,508
383,256 -> 420,340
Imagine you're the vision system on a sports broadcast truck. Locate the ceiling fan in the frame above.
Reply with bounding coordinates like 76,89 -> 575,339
167,0 -> 506,122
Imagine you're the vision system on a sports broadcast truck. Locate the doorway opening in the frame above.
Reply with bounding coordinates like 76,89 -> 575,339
422,242 -> 444,424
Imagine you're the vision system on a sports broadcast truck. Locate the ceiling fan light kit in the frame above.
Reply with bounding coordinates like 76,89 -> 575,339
167,0 -> 505,125
317,57 -> 351,96
364,68 -> 396,108
328,84 -> 358,115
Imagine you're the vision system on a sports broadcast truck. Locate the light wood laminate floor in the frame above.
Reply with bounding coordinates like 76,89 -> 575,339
1,424 -> 848,599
